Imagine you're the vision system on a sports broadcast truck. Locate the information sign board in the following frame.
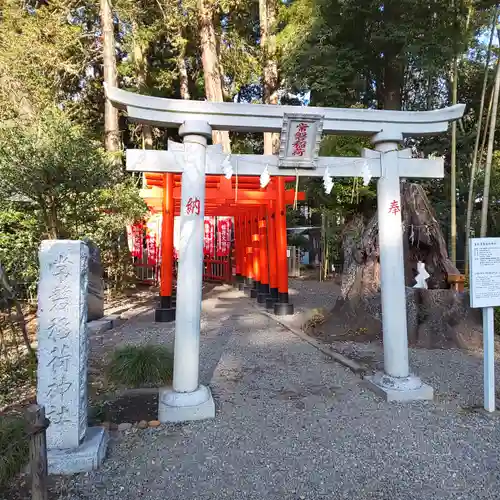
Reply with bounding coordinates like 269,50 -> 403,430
469,237 -> 500,308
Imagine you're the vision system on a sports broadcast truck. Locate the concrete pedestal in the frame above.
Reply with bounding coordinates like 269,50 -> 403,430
158,385 -> 215,423
249,280 -> 260,298
47,427 -> 108,475
364,373 -> 434,402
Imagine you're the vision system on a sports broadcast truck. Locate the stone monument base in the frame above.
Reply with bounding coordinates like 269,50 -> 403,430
364,372 -> 434,402
47,427 -> 108,475
158,385 -> 215,423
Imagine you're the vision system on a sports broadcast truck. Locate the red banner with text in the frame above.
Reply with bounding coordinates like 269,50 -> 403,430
217,217 -> 232,257
204,217 -> 215,257
145,217 -> 160,265
127,222 -> 144,259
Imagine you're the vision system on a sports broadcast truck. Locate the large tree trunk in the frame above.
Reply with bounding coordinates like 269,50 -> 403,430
259,0 -> 279,154
450,55 -> 458,265
177,34 -> 191,100
383,55 -> 403,111
381,1 -> 403,111
132,21 -> 152,189
198,0 -> 230,152
328,183 -> 482,349
342,184 -> 458,297
100,0 -> 120,156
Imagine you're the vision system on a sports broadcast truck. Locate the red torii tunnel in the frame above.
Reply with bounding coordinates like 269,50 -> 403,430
140,173 -> 305,321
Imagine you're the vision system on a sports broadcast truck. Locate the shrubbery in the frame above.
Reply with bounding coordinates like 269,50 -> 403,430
0,108 -> 147,293
107,345 -> 174,387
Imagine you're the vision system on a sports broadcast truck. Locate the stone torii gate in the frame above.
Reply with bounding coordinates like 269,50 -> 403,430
107,85 -> 464,421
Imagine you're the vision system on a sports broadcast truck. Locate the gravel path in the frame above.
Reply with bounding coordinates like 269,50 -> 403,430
64,283 -> 500,500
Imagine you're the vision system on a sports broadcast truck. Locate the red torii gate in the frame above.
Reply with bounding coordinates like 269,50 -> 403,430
140,173 -> 305,321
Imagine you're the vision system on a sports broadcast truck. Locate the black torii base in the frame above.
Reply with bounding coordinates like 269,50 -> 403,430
265,288 -> 279,310
273,292 -> 294,316
155,295 -> 176,323
257,283 -> 270,304
245,279 -> 258,297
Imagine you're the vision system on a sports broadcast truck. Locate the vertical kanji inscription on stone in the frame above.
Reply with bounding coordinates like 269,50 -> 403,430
37,240 -> 89,450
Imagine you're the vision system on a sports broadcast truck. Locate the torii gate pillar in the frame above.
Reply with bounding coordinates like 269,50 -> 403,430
364,131 -> 433,401
155,173 -> 176,323
158,120 -> 216,423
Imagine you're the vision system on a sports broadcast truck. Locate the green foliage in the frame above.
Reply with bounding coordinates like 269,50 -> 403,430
278,0 -> 483,108
0,108 -> 118,239
107,345 -> 174,388
79,180 -> 147,290
0,0 -> 97,121
288,233 -> 308,249
0,207 -> 40,296
317,135 -> 376,213
0,415 -> 29,488
0,108 -> 147,290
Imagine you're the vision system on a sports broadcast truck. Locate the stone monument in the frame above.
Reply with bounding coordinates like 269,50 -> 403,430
37,240 -> 108,474
83,239 -> 104,321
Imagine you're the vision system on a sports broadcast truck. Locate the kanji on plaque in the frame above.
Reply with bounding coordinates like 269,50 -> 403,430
292,122 -> 309,157
217,217 -> 232,257
204,218 -> 215,257
186,197 -> 201,216
388,200 -> 401,215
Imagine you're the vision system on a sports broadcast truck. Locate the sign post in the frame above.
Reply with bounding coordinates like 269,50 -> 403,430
469,237 -> 500,412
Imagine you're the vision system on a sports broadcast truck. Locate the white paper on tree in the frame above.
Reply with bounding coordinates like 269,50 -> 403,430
37,240 -> 89,450
413,261 -> 430,289
469,237 -> 500,308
